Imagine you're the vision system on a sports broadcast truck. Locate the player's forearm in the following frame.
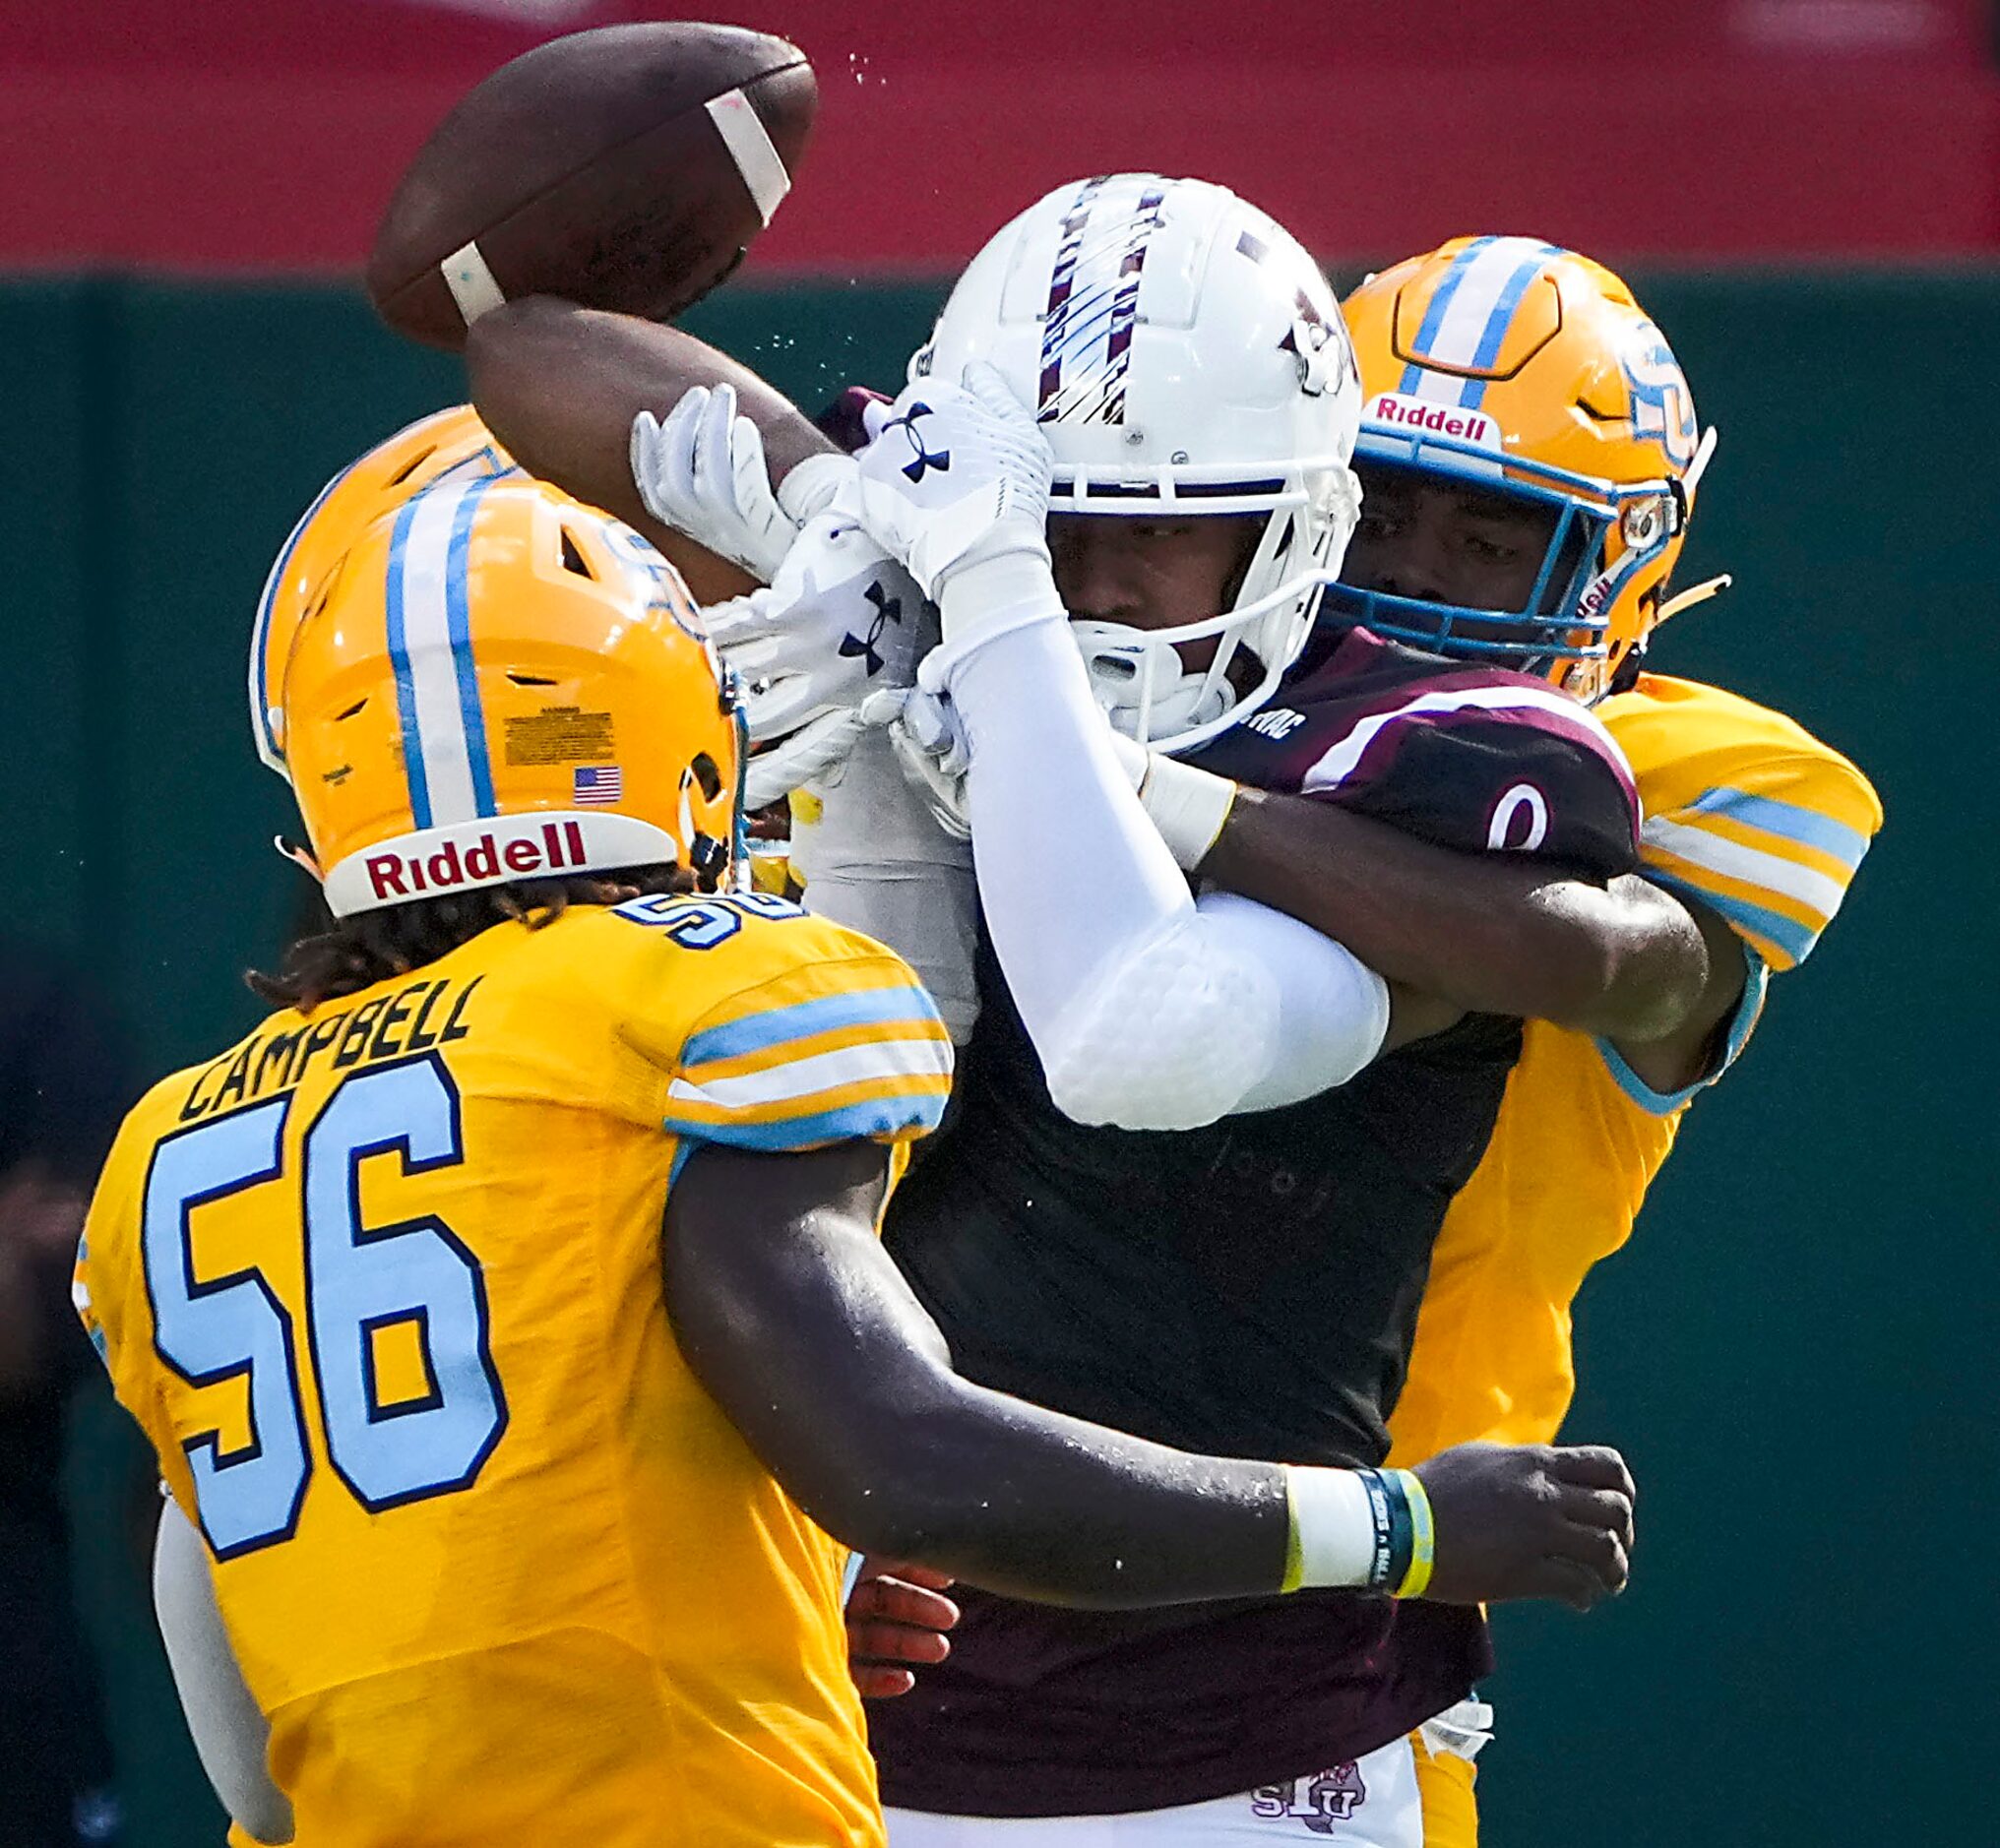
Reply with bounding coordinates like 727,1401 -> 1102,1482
154,1499 -> 294,1844
463,296 -> 834,600
821,1372 -> 1298,1608
1204,786 -> 1710,1038
946,612 -> 1298,1126
664,1143 -> 1396,1609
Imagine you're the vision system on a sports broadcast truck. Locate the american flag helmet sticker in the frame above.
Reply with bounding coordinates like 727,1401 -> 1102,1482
573,765 -> 623,805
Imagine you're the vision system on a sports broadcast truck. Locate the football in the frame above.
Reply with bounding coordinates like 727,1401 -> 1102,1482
367,23 -> 816,350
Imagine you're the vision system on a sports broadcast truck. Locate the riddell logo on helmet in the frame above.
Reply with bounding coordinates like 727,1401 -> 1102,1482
1367,394 -> 1500,448
364,821 -> 589,903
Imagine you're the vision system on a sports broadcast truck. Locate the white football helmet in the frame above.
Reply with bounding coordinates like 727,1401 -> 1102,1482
913,173 -> 1362,753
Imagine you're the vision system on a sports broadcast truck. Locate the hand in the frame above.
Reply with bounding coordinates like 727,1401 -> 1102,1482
870,687 -> 972,840
845,1557 -> 960,1699
1413,1441 -> 1634,1611
705,511 -> 927,748
845,362 -> 1053,601
633,383 -> 851,585
743,710 -> 868,810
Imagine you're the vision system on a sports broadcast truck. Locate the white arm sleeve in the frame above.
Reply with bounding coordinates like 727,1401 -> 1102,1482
791,724 -> 983,1043
153,1498 -> 294,1845
943,609 -> 1389,1130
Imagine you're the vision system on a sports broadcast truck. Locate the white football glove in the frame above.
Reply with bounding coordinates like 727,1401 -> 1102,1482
705,509 -> 927,746
844,361 -> 1055,603
870,686 -> 973,840
631,383 -> 852,585
742,709 -> 870,811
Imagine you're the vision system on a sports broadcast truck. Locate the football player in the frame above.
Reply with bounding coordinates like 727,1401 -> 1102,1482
543,176 -> 1690,1847
1259,240 -> 1883,1829
815,238 -> 1881,1838
89,472 -> 1635,1848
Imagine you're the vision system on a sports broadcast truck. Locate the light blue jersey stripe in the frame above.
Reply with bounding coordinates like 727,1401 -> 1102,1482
681,985 -> 945,1070
383,493 -> 432,830
1596,953 -> 1770,1115
663,1091 -> 948,1152
1683,786 -> 1871,870
444,478 -> 498,818
1650,872 -> 1820,965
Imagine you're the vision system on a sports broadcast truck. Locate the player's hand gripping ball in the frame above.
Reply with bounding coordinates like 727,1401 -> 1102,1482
368,22 -> 816,349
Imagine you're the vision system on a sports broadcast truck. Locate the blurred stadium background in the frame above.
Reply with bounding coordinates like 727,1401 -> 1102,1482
4,1 -> 1995,1842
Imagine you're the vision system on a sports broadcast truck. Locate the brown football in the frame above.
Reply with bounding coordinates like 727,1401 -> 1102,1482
367,23 -> 816,351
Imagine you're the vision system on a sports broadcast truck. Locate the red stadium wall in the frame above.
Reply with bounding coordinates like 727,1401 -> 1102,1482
9,0 -> 1998,271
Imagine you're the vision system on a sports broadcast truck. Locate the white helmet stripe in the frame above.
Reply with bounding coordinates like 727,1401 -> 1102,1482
384,479 -> 496,831
1398,237 -> 1562,407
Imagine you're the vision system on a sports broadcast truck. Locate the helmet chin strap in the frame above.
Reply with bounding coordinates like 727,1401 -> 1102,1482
1656,572 -> 1732,626
273,835 -> 324,882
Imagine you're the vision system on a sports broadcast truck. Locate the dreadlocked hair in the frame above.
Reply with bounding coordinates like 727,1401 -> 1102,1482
247,862 -> 693,1015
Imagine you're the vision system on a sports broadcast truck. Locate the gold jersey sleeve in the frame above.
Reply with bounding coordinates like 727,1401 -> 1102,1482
1390,676 -> 1881,1462
75,893 -> 951,1848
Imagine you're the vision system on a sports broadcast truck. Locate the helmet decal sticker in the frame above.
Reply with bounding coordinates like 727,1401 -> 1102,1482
1036,176 -> 1169,426
1621,323 -> 1700,469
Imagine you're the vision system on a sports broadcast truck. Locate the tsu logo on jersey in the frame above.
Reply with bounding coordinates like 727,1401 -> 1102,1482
1621,321 -> 1699,470
1249,1762 -> 1367,1833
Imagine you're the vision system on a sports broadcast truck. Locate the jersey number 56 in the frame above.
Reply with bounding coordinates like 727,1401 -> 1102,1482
142,1053 -> 507,1559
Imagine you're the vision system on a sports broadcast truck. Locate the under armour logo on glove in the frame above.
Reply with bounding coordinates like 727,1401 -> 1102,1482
837,579 -> 904,676
884,402 -> 952,482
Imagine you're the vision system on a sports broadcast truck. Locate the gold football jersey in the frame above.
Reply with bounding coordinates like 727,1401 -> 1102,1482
76,893 -> 952,1848
1390,675 -> 1881,1459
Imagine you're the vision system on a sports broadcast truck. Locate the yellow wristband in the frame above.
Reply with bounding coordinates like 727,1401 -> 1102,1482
1392,1468 -> 1435,1599
1281,1473 -> 1306,1594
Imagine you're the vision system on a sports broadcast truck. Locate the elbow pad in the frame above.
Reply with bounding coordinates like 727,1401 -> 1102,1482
1040,911 -> 1281,1132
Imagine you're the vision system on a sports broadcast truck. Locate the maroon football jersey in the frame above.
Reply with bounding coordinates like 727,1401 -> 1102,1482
874,628 -> 1637,1817
873,629 -> 1637,1816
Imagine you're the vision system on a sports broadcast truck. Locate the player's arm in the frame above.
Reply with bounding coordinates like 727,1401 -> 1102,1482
841,369 -> 1418,1130
463,295 -> 841,601
153,1498 -> 293,1845
1200,788 -> 1730,1046
1598,738 -> 1879,1092
663,1138 -> 1633,1612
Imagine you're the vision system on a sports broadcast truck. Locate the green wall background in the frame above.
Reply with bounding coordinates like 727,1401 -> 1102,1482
9,270 -> 1992,1845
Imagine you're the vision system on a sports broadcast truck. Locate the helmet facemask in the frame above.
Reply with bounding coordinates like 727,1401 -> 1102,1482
1322,427 -> 1686,702
1063,460 -> 1359,752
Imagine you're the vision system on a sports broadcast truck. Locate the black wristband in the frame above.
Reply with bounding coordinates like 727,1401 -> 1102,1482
1353,1466 -> 1415,1593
